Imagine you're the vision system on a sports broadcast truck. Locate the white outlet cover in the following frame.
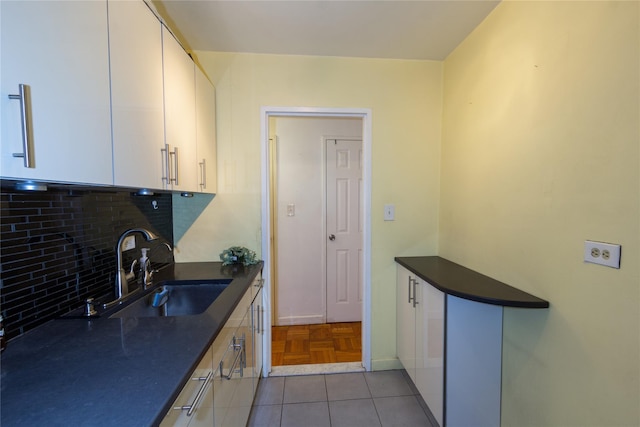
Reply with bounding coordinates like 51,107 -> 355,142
584,240 -> 621,269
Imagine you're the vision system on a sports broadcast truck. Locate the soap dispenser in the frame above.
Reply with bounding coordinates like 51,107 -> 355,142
140,248 -> 152,288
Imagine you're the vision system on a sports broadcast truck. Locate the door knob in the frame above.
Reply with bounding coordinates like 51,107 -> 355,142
329,234 -> 335,241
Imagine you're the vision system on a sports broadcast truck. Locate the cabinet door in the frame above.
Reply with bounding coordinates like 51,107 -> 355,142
396,265 -> 417,381
160,346 -> 214,427
109,0 -> 165,190
195,67 -> 217,194
162,26 -> 197,192
1,1 -> 112,185
415,280 -> 445,427
251,285 -> 264,395
213,287 -> 253,427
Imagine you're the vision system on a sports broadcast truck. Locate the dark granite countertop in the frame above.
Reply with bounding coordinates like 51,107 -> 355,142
395,256 -> 549,308
0,261 -> 263,427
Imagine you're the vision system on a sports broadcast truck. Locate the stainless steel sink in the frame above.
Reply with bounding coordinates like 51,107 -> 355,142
110,281 -> 231,318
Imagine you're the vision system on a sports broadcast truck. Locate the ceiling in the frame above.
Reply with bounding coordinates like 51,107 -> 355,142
153,0 -> 500,61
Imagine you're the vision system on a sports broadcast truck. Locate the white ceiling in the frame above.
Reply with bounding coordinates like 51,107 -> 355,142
153,0 -> 500,61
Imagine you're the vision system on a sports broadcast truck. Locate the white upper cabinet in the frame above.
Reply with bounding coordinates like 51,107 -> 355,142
195,67 -> 218,194
109,0 -> 165,190
0,1 -> 112,185
162,26 -> 198,193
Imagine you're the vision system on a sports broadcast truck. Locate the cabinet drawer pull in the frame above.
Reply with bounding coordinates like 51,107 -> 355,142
408,277 -> 419,308
161,144 -> 170,185
256,305 -> 262,335
170,146 -> 179,185
173,370 -> 213,416
221,335 -> 245,380
199,158 -> 206,190
8,84 -> 34,168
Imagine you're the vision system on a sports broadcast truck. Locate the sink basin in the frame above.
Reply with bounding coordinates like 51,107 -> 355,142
110,281 -> 231,318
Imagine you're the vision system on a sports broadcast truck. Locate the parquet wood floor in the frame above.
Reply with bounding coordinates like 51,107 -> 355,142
271,322 -> 362,366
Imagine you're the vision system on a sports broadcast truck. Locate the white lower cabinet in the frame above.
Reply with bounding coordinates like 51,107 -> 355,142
160,346 -> 214,427
415,274 -> 444,426
396,266 -> 417,380
397,264 -> 503,427
214,290 -> 253,427
250,278 -> 264,396
162,273 -> 264,427
396,265 -> 444,426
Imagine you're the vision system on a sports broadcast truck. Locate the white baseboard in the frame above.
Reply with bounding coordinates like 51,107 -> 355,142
269,362 -> 365,377
276,314 -> 324,326
371,358 -> 403,371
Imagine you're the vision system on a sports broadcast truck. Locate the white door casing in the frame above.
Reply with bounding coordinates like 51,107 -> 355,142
261,106 -> 373,375
326,138 -> 363,323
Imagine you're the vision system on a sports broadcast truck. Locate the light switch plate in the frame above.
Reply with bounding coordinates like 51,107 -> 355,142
384,204 -> 395,221
584,240 -> 621,268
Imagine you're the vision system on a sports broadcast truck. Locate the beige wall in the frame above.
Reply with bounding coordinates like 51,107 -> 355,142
441,1 -> 639,425
176,53 -> 443,369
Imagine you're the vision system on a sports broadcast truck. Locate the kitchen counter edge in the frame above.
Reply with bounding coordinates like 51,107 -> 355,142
395,256 -> 549,308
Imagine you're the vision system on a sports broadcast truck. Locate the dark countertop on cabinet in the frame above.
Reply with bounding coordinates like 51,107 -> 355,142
0,261 -> 263,427
395,256 -> 549,308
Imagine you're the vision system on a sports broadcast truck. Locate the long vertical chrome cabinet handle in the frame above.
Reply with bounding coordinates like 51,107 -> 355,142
223,335 -> 245,380
412,279 -> 419,308
8,84 -> 35,168
256,305 -> 262,335
170,146 -> 179,185
408,277 -> 414,305
199,158 -> 206,190
161,144 -> 170,185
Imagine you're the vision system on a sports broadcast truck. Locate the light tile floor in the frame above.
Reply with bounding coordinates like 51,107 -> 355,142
248,370 -> 438,427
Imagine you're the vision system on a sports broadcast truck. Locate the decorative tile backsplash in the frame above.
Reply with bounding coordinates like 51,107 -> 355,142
0,183 -> 174,341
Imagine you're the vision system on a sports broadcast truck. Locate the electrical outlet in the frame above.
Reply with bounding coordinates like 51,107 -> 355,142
584,240 -> 621,269
123,235 -> 136,251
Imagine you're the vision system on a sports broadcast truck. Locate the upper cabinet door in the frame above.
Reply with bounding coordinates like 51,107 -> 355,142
195,67 -> 218,194
0,1 -> 112,185
109,0 -> 165,190
162,26 -> 198,193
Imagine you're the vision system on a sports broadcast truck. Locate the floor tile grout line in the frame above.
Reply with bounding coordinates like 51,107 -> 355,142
370,396 -> 385,427
251,370 -> 434,427
280,376 -> 285,427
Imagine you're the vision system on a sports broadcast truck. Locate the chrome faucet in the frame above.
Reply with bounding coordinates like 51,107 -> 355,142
104,228 -> 158,309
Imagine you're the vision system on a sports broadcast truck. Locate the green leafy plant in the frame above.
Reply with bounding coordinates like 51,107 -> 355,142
219,246 -> 259,266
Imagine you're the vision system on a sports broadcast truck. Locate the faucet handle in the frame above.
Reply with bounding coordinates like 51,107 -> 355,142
125,259 -> 138,283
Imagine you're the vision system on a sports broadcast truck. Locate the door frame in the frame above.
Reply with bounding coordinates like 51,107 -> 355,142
260,106 -> 372,375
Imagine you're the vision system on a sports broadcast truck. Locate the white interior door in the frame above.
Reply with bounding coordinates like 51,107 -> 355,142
326,138 -> 363,323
